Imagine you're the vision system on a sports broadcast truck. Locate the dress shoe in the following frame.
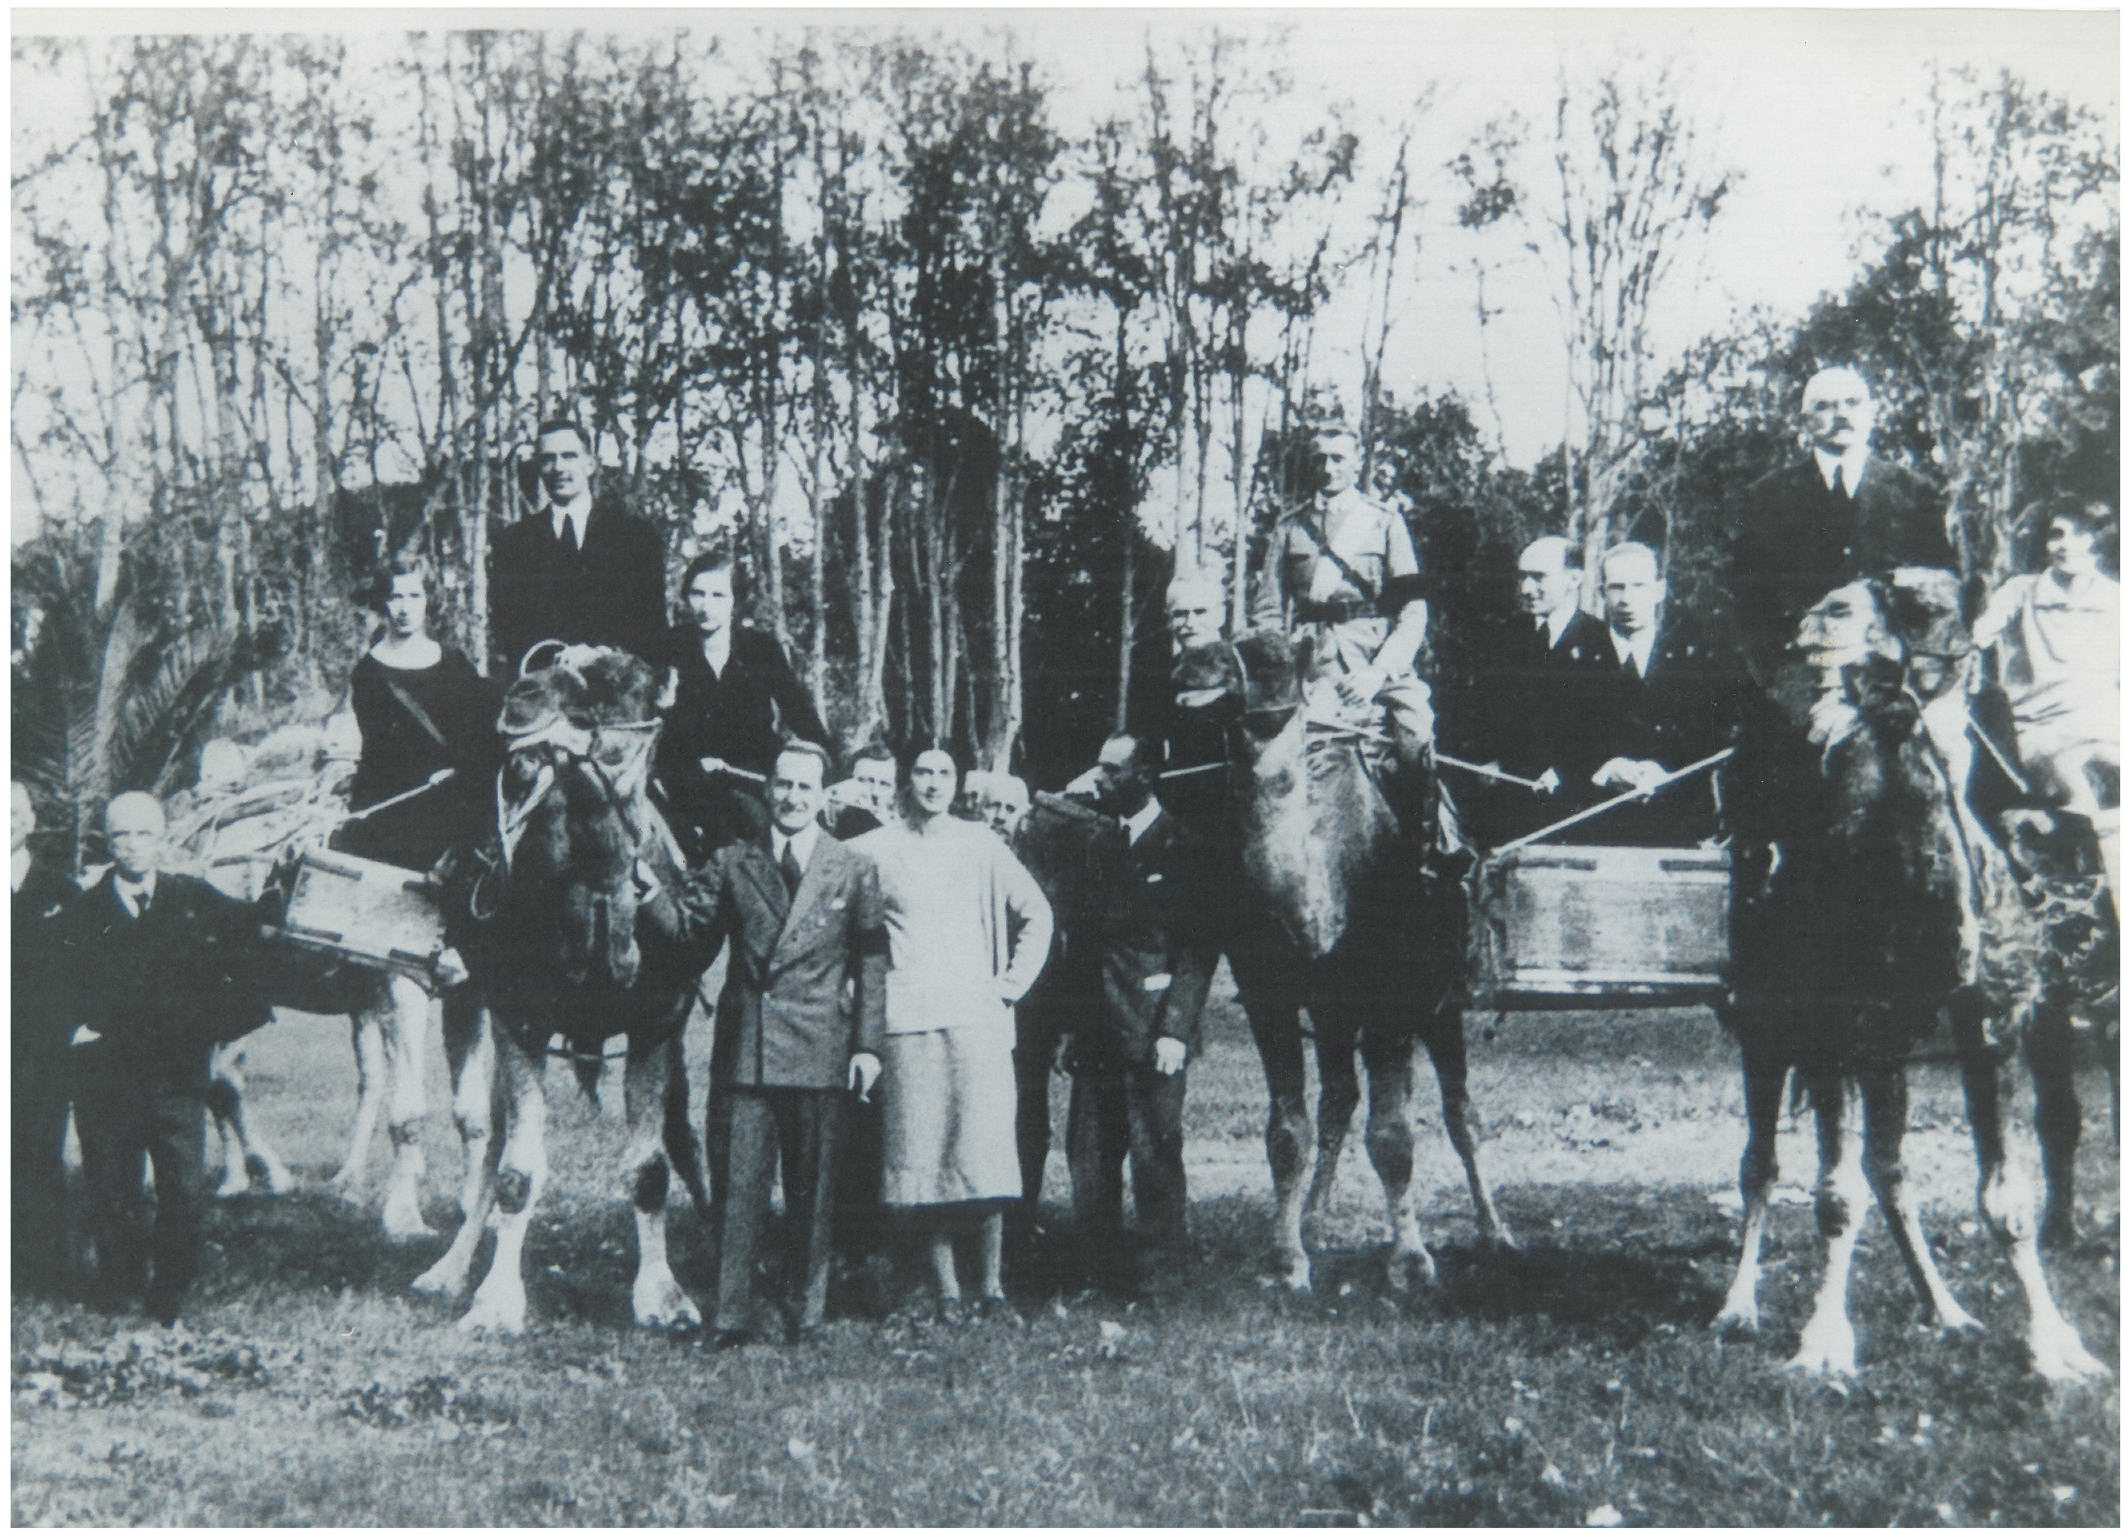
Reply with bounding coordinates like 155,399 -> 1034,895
973,1294 -> 1024,1329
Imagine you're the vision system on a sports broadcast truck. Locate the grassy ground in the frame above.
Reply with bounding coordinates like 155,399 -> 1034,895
12,978 -> 2119,1525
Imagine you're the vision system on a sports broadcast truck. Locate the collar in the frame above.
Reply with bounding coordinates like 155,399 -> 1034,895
699,627 -> 733,672
114,871 -> 157,907
1122,798 -> 1163,846
1812,447 -> 1870,495
11,847 -> 30,893
2034,569 -> 2115,611
772,823 -> 819,869
551,495 -> 593,543
1541,607 -> 1579,648
1609,625 -> 1659,675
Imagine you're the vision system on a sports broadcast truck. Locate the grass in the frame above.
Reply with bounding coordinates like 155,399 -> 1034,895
12,980 -> 2119,1525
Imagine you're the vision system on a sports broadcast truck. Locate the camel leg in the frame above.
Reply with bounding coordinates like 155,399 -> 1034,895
2026,1002 -> 2082,1250
1714,1022 -> 1786,1335
458,1026 -> 546,1335
663,1035 -> 710,1215
1360,1032 -> 1437,1294
1857,1061 -> 1978,1332
623,1033 -> 701,1330
1421,1002 -> 1512,1249
378,973 -> 438,1242
1787,1069 -> 1868,1376
330,1002 -> 388,1196
415,1007 -> 499,1299
1303,1019 -> 1362,1260
1956,1011 -> 2106,1384
1237,982 -> 1314,1292
205,1045 -> 293,1198
442,990 -> 494,1225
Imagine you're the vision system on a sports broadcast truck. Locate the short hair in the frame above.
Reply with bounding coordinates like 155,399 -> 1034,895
1601,541 -> 1663,581
680,547 -> 740,598
773,739 -> 832,783
2031,497 -> 2118,566
1166,567 -> 1222,606
849,739 -> 896,770
1801,366 -> 1873,409
535,416 -> 591,451
988,773 -> 1029,806
105,790 -> 167,834
898,737 -> 960,781
1313,422 -> 1360,449
365,549 -> 437,614
1105,731 -> 1166,774
1519,535 -> 1582,573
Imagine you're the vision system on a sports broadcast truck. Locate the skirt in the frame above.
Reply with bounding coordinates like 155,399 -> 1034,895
880,1027 -> 1021,1209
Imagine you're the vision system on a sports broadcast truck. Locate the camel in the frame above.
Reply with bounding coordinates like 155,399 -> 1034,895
1170,631 -> 1508,1293
1715,571 -> 2106,1383
413,646 -> 708,1334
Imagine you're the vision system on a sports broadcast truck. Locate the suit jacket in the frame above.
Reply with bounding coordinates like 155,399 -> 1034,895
13,850 -> 78,1054
1081,808 -> 1218,1069
691,831 -> 886,1091
1577,618 -> 1749,845
489,496 -> 669,674
54,870 -> 271,1084
1487,609 -> 1617,782
656,627 -> 829,862
1731,456 -> 1954,682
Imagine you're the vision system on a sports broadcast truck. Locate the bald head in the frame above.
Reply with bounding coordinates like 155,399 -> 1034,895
1166,570 -> 1225,652
1516,536 -> 1582,621
105,792 -> 167,881
985,773 -> 1030,838
1800,367 -> 1876,458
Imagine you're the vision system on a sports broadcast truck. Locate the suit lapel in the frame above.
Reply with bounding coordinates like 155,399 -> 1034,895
733,841 -> 789,941
770,835 -> 837,967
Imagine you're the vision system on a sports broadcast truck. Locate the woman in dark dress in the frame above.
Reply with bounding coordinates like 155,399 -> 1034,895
336,555 -> 493,872
327,552 -> 493,1239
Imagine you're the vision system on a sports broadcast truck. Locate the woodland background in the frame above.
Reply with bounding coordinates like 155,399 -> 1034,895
10,25 -> 2119,859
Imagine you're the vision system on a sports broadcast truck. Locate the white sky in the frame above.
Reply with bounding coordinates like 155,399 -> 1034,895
11,5 -> 2121,498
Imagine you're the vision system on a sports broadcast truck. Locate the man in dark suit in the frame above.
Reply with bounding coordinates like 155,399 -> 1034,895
656,549 -> 830,864
1731,366 -> 1957,684
1063,734 -> 1217,1296
13,782 -> 79,1294
489,417 -> 670,674
1576,543 -> 1749,845
687,742 -> 885,1346
56,792 -> 270,1323
1462,535 -> 1618,842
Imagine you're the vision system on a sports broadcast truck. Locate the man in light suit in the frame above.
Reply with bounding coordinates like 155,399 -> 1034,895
689,742 -> 886,1347
489,416 -> 670,673
1731,366 -> 1956,684
1063,733 -> 1217,1296
56,792 -> 270,1323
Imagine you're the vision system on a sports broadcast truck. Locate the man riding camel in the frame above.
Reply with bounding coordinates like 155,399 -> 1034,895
1248,422 -> 1434,780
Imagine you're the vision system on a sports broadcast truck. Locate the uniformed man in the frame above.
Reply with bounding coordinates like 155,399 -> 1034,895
1248,423 -> 1433,773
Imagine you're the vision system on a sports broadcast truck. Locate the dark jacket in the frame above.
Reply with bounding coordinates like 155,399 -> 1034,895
688,832 -> 886,1091
1576,617 -> 1749,845
490,497 -> 669,674
1731,456 -> 1955,683
1487,609 -> 1617,783
1079,808 -> 1218,1070
13,849 -> 78,1055
657,626 -> 828,861
54,870 -> 271,1084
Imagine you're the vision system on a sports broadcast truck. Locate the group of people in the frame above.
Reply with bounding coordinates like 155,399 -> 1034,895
13,369 -> 2117,1339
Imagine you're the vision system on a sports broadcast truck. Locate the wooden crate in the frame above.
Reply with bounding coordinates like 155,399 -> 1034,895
270,848 -> 448,984
1468,843 -> 1730,1007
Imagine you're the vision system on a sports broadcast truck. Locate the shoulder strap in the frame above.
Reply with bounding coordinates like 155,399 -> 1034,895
383,674 -> 451,751
1287,510 -> 1379,606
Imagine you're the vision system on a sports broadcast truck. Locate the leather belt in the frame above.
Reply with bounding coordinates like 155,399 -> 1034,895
1296,596 -> 1375,624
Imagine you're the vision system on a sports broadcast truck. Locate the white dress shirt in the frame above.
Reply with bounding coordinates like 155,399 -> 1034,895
11,847 -> 30,894
1609,625 -> 1659,679
1813,447 -> 1871,498
1122,798 -> 1163,847
551,493 -> 593,549
1540,606 -> 1580,648
114,872 -> 158,918
772,823 -> 819,877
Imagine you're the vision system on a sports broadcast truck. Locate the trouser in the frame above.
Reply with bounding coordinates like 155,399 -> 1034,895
1066,1057 -> 1189,1279
74,1053 -> 209,1317
12,1036 -> 74,1293
713,1087 -> 844,1335
1010,993 -> 1077,1235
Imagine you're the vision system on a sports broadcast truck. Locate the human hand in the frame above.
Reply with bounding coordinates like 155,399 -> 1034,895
431,946 -> 470,991
848,1052 -> 881,1100
698,755 -> 728,777
1592,758 -> 1664,793
1336,668 -> 1385,709
1153,1037 -> 1188,1075
1532,768 -> 1562,797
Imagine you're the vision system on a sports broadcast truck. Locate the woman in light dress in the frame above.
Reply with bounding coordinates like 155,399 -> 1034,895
853,744 -> 1052,1323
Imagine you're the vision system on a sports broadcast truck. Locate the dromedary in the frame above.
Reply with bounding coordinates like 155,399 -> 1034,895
1171,631 -> 1508,1293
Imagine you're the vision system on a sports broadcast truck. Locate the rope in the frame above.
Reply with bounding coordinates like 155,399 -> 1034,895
1490,748 -> 1736,857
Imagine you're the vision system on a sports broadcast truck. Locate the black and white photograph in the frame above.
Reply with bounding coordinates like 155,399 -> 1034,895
9,5 -> 2120,1525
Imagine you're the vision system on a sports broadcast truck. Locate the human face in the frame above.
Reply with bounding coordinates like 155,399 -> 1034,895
1091,736 -> 1151,817
2046,517 -> 2101,580
1166,583 -> 1223,651
985,780 -> 1029,839
769,750 -> 826,835
105,798 -> 166,882
536,427 -> 593,507
384,573 -> 429,640
1516,545 -> 1576,620
1317,434 -> 1360,497
1800,370 -> 1876,459
852,758 -> 895,809
683,570 -> 736,638
907,751 -> 958,821
1600,556 -> 1666,638
11,783 -> 33,853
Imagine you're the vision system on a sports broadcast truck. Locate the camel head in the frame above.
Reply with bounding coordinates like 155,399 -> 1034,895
494,646 -> 665,989
1169,630 -> 1313,760
1794,570 -> 1974,747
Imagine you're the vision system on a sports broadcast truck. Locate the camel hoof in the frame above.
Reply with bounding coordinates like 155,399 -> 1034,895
1271,1254 -> 1313,1295
412,1257 -> 468,1298
1712,1300 -> 1761,1336
458,1291 -> 528,1336
1923,1302 -> 1984,1336
382,1209 -> 439,1244
247,1155 -> 295,1196
632,1281 -> 702,1333
2029,1322 -> 2109,1385
1783,1322 -> 1858,1378
1384,1248 -> 1439,1296
213,1173 -> 251,1201
1483,1224 -> 1521,1255
2039,1213 -> 2080,1253
327,1171 -> 363,1199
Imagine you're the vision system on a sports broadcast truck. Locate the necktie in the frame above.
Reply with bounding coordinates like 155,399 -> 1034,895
780,842 -> 803,897
1832,463 -> 1849,501
561,516 -> 581,554
126,886 -> 149,920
